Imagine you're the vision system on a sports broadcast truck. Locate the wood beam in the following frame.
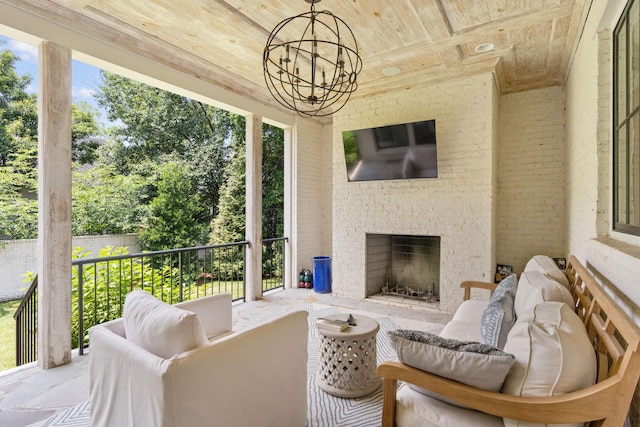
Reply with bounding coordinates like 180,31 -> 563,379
245,114 -> 263,301
37,41 -> 72,369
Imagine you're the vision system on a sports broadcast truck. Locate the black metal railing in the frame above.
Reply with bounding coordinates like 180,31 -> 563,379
262,237 -> 287,293
14,238 -> 287,365
14,275 -> 38,366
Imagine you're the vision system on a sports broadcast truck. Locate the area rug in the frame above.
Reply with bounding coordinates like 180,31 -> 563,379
42,306 -> 437,427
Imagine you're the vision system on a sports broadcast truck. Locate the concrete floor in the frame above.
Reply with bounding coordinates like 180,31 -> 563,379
0,288 -> 451,427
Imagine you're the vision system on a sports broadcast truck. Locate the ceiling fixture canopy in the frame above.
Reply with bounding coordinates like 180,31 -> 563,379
263,0 -> 362,117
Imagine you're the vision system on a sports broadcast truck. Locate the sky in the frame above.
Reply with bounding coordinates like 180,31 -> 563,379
1,35 -> 110,125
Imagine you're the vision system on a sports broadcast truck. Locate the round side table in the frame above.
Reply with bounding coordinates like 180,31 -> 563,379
316,314 -> 380,398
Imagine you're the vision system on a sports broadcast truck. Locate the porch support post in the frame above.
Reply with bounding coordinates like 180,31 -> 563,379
245,114 -> 263,301
37,42 -> 72,369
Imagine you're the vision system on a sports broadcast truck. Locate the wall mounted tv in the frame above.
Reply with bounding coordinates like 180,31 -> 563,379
342,119 -> 437,182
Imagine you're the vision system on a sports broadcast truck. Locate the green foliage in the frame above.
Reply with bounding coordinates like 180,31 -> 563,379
70,246 -> 182,348
95,72 -> 241,237
0,49 -> 37,167
0,299 -> 20,370
209,118 -> 285,244
210,147 -> 246,244
71,102 -> 102,165
139,161 -> 208,251
0,47 -> 107,239
72,165 -> 146,235
262,124 -> 285,239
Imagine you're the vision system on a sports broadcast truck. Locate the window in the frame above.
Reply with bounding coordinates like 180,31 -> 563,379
614,0 -> 640,235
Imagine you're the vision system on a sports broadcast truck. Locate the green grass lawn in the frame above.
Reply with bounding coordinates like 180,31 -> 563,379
0,299 -> 19,371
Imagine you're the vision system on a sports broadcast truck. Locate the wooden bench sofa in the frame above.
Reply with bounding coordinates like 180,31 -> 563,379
376,255 -> 640,426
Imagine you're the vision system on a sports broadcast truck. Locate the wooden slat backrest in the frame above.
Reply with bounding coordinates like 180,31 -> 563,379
566,256 -> 640,402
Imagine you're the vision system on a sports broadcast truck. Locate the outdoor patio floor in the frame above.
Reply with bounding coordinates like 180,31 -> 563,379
0,288 -> 452,427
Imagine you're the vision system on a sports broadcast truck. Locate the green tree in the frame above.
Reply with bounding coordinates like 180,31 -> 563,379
72,164 -> 146,235
95,71 -> 234,222
0,49 -> 37,167
210,149 -> 246,244
0,48 -> 38,239
209,118 -> 285,243
262,124 -> 284,239
71,101 -> 102,165
139,161 -> 208,250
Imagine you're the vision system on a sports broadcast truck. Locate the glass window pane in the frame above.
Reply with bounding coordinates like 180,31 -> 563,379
618,19 -> 628,124
631,0 -> 639,110
631,113 -> 640,226
618,126 -> 628,225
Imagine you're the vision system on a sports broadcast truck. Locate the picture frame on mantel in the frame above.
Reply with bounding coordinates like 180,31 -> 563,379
495,264 -> 513,283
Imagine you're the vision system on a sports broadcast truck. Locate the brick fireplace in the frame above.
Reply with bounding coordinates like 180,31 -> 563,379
330,73 -> 498,314
366,234 -> 440,304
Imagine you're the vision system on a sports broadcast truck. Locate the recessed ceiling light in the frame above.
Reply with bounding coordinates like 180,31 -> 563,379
475,42 -> 495,53
382,67 -> 402,76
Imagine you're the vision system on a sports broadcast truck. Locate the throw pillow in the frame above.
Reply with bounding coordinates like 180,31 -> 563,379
388,329 -> 516,403
514,271 -> 575,318
480,273 -> 518,349
523,255 -> 570,288
123,290 -> 209,359
502,302 -> 597,427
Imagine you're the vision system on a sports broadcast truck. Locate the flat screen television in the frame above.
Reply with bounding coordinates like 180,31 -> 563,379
342,119 -> 437,182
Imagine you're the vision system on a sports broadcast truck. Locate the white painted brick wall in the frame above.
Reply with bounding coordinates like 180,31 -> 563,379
291,118 -> 332,280
565,0 -> 640,314
497,86 -> 567,273
0,234 -> 140,301
331,74 -> 497,313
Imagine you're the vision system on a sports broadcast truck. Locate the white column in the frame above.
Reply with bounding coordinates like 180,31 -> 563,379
283,125 -> 296,289
245,114 -> 263,301
37,42 -> 72,369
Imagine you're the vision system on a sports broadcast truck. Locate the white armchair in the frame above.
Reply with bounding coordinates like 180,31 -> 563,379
89,291 -> 308,427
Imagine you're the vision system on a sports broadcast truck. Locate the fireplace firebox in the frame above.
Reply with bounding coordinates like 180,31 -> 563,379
366,234 -> 440,303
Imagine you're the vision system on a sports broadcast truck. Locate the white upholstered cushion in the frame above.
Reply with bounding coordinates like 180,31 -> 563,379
523,255 -> 569,288
175,293 -> 232,339
502,302 -> 597,427
395,385 -> 504,427
123,290 -> 208,359
514,271 -> 575,318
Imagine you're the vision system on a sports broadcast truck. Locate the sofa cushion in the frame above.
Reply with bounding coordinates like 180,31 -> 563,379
514,271 -> 575,318
396,385 -> 504,427
389,329 -> 516,401
480,273 -> 518,349
524,255 -> 569,288
123,290 -> 208,359
502,302 -> 597,427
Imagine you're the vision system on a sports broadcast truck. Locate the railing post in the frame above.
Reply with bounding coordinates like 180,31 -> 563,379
15,312 -> 22,366
179,251 -> 184,302
78,264 -> 84,356
243,243 -> 248,302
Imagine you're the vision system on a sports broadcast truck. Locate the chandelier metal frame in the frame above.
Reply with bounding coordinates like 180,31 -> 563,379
263,0 -> 362,117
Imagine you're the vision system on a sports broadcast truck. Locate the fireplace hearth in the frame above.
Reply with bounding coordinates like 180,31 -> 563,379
366,234 -> 440,304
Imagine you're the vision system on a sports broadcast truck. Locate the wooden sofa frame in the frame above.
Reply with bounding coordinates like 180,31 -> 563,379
376,256 -> 640,427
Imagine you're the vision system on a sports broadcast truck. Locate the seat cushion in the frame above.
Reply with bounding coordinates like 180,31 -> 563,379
524,255 -> 569,288
123,290 -> 208,359
514,271 -> 575,318
502,301 -> 597,427
396,385 -> 504,427
389,329 -> 515,401
480,273 -> 518,348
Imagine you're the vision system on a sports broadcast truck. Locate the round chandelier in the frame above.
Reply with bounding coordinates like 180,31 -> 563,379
263,0 -> 363,117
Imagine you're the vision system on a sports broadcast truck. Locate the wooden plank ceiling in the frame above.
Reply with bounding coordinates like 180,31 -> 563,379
19,0 -> 592,113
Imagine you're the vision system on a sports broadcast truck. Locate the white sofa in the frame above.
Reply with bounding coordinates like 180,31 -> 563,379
89,291 -> 308,427
380,255 -> 610,427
